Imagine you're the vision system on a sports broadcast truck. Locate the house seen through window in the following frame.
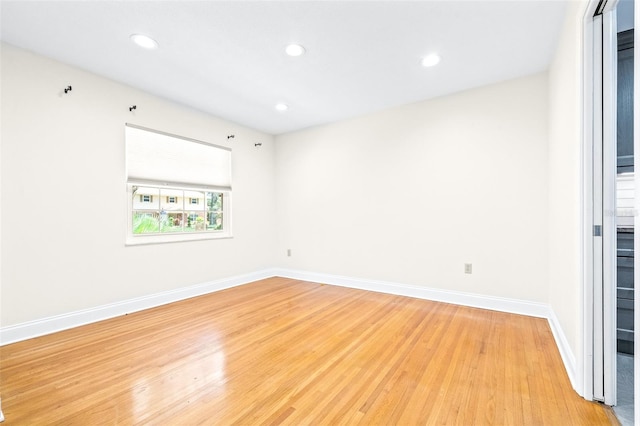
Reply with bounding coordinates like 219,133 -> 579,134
132,187 -> 224,233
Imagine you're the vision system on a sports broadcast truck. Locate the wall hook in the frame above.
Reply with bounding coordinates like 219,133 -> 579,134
129,105 -> 137,112
254,143 -> 263,147
64,85 -> 72,94
227,135 -> 235,140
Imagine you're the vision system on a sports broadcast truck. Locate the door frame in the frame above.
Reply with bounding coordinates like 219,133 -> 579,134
583,1 -> 639,422
582,0 -> 620,408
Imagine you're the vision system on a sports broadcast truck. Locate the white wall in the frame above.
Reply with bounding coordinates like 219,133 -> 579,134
0,43 -> 277,326
547,0 -> 588,392
275,73 -> 549,302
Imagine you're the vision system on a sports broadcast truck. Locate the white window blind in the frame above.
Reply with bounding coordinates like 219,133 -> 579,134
125,124 -> 231,190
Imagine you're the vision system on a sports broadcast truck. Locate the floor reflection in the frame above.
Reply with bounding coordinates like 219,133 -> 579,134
131,335 -> 227,421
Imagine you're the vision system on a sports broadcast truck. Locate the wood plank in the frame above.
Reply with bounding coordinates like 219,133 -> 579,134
0,277 -> 615,424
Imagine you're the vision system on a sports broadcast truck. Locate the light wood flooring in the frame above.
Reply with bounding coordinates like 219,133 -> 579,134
1,277 -> 616,424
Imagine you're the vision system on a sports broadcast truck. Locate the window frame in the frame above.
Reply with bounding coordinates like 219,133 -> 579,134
125,124 -> 232,246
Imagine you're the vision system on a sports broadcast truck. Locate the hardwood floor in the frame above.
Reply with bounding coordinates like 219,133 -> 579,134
1,277 -> 615,425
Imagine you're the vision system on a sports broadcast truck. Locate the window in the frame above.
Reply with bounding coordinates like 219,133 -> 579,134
125,124 -> 232,245
132,187 -> 224,234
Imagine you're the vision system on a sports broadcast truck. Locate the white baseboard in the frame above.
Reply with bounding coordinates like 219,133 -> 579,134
0,269 -> 277,346
0,266 -> 578,397
274,267 -> 578,392
547,308 -> 579,393
274,268 -> 550,318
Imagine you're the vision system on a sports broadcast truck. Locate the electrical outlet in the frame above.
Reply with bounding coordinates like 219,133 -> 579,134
464,263 -> 472,274
287,249 -> 291,257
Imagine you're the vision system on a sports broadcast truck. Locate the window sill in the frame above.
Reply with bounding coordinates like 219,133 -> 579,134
125,231 -> 232,246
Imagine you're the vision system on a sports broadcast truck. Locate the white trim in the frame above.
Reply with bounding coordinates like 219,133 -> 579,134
593,12 -> 607,403
0,269 -> 276,346
274,268 -> 578,390
548,308 -> 579,391
582,0 -> 596,401
601,8 -> 618,407
274,268 -> 549,317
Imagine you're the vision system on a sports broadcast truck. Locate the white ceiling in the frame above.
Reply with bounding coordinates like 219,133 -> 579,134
0,1 -> 568,135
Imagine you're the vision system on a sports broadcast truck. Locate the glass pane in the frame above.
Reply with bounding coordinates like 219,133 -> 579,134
185,211 -> 206,232
208,211 -> 223,231
207,192 -> 223,230
133,186 -> 159,210
206,192 -> 222,211
132,211 -> 160,234
160,211 -> 184,233
184,190 -> 205,210
160,188 -> 183,211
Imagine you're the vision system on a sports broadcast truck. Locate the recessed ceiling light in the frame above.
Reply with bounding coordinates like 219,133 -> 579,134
275,103 -> 289,111
285,44 -> 306,57
130,34 -> 159,50
421,53 -> 441,68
